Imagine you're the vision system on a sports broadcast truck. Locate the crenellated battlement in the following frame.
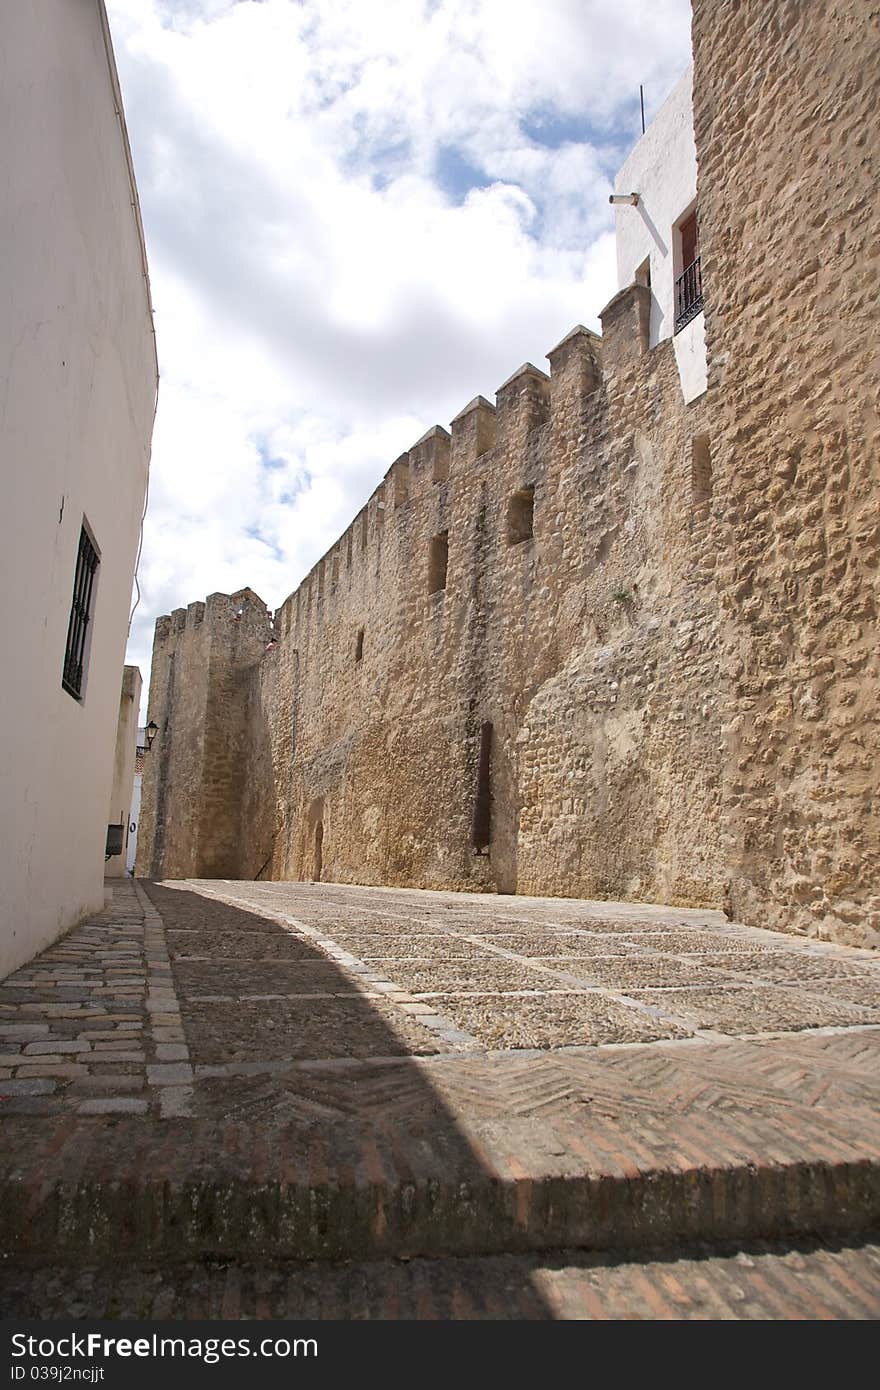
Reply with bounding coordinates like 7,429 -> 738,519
154,587 -> 271,641
270,316 -> 624,641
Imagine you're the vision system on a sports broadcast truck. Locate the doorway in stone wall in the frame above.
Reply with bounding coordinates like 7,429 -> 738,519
314,821 -> 324,882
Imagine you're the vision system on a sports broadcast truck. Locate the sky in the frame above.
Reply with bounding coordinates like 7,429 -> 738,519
107,0 -> 693,719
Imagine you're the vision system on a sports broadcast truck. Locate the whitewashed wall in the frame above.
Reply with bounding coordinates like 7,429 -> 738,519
106,667 -> 142,879
0,2 -> 157,976
127,773 -> 143,878
613,67 -> 707,403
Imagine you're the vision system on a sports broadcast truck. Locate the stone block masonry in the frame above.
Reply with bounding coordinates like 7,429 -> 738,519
137,589 -> 274,880
692,0 -> 880,948
139,311 -> 726,910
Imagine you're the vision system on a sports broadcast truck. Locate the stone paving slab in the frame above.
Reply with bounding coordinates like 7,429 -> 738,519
323,934 -> 500,960
166,931 -> 324,960
1,878 -> 879,1276
630,985 -> 876,1034
4,1238 -> 878,1319
471,933 -> 645,958
183,996 -> 455,1063
424,991 -> 693,1048
364,959 -> 577,994
697,952 -> 880,983
174,962 -> 378,996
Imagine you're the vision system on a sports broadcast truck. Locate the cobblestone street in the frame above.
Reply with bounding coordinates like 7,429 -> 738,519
2,877 -> 879,1318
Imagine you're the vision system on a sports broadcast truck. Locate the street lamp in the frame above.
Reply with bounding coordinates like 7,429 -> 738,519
144,720 -> 158,750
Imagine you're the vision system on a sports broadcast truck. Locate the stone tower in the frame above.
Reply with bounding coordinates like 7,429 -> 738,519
136,589 -> 274,880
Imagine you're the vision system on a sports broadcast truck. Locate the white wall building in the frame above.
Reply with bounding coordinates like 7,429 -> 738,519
126,759 -> 144,879
0,2 -> 158,977
613,67 -> 707,404
105,666 -> 143,879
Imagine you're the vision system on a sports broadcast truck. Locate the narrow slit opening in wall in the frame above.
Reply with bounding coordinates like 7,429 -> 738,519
506,484 -> 534,545
314,822 -> 323,882
692,434 -> 712,515
428,530 -> 448,594
471,721 -> 492,854
355,628 -> 364,663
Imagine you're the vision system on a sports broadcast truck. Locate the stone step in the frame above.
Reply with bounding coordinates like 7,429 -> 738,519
2,1100 -> 879,1265
4,1238 -> 880,1319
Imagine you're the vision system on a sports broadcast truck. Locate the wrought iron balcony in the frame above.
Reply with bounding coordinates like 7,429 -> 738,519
674,255 -> 703,333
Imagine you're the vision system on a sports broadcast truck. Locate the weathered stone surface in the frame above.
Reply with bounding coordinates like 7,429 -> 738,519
78,1097 -> 149,1116
692,0 -> 880,948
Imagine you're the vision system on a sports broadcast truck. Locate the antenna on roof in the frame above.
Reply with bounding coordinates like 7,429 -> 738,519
639,84 -> 646,135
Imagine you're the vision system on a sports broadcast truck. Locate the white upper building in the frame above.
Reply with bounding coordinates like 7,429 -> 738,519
0,2 -> 158,976
612,67 -> 707,404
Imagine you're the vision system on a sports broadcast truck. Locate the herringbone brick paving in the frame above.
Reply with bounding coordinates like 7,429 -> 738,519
2,878 -> 879,1316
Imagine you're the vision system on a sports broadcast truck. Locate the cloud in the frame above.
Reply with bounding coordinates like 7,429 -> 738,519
109,0 -> 692,716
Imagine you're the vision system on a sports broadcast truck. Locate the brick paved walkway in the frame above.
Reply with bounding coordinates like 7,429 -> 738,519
2,877 -> 879,1317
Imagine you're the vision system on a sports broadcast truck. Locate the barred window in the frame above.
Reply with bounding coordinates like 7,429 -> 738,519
62,525 -> 99,700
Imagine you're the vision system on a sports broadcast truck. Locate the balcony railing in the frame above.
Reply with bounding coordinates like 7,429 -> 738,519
674,255 -> 703,333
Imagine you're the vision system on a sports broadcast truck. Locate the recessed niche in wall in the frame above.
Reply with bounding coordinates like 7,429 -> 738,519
507,485 -> 535,545
428,530 -> 449,594
692,434 -> 712,517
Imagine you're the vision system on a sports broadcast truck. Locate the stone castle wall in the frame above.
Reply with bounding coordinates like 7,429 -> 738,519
141,297 -> 726,908
692,0 -> 879,947
138,2 -> 879,946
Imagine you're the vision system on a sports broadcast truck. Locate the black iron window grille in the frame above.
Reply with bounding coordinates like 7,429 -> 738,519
674,255 -> 703,333
62,525 -> 99,699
